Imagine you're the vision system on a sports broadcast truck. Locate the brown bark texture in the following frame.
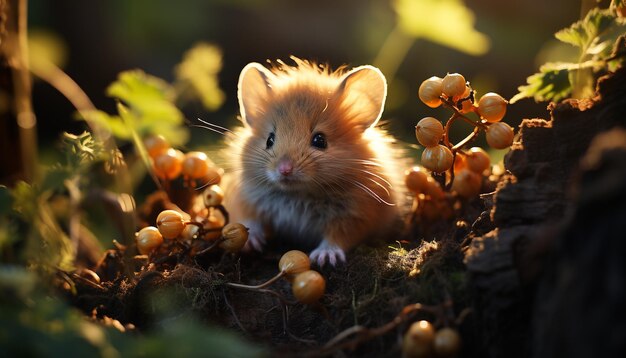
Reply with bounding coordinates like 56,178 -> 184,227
464,66 -> 626,358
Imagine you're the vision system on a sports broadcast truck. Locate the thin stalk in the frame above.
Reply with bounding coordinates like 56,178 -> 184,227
11,0 -> 37,181
225,270 -> 287,290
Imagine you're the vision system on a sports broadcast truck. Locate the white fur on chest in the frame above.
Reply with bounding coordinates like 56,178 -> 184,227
243,187 -> 351,243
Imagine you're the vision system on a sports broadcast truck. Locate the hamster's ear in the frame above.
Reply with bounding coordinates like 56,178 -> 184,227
238,63 -> 273,127
336,65 -> 387,129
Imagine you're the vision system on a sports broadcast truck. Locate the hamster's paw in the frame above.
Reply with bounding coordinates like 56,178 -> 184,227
241,220 -> 266,252
310,241 -> 346,267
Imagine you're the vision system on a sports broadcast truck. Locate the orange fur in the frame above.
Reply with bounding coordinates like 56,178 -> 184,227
223,58 -> 406,265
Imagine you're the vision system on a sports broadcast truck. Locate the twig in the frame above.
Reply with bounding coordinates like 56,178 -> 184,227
222,290 -> 248,334
224,271 -> 287,290
193,237 -> 225,257
315,302 -> 440,355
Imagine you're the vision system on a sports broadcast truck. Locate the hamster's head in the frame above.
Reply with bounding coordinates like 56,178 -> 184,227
237,59 -> 388,195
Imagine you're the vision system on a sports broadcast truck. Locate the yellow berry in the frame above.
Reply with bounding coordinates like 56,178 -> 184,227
442,73 -> 466,99
477,92 -> 507,123
452,169 -> 482,198
457,86 -> 474,114
465,147 -> 491,174
219,223 -> 249,253
433,328 -> 462,357
415,117 -> 444,147
202,214 -> 226,241
486,122 -> 514,149
292,270 -> 326,304
135,226 -> 164,255
153,148 -> 184,180
156,210 -> 186,239
405,166 -> 429,194
421,145 -> 454,173
144,134 -> 170,158
181,223 -> 200,242
182,151 -> 212,180
453,154 -> 466,174
403,320 -> 435,358
424,176 -> 445,200
418,76 -> 443,108
279,250 -> 311,275
202,185 -> 224,207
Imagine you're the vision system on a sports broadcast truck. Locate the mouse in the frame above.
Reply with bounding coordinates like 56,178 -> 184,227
223,57 -> 405,266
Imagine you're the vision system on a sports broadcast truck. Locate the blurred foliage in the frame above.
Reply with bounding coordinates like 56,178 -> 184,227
392,0 -> 490,55
174,42 -> 226,111
8,181 -> 75,272
85,70 -> 189,147
0,266 -> 264,358
83,42 -> 225,166
0,131 -> 122,272
512,4 -> 626,103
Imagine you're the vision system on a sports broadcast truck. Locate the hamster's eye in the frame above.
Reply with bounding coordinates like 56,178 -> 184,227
266,132 -> 275,149
311,132 -> 327,150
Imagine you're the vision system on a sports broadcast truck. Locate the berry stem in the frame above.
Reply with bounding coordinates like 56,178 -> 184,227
193,237 -> 225,256
442,114 -> 481,153
440,97 -> 489,130
451,126 -> 481,152
185,221 -> 204,229
225,270 -> 287,290
318,302 -> 442,355
215,205 -> 230,225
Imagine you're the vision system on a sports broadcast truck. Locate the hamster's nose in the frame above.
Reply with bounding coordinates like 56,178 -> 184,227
278,158 -> 294,176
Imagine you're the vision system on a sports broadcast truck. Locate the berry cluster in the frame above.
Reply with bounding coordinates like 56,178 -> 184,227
277,250 -> 326,304
410,73 -> 514,205
417,74 -> 514,175
224,250 -> 326,305
144,134 -> 222,187
135,208 -> 248,256
403,320 -> 461,358
405,166 -> 452,222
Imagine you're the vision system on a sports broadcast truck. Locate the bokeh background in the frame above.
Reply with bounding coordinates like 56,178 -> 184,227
27,0 -> 587,165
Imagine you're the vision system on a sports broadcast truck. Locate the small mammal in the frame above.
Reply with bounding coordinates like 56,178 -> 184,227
224,57 -> 404,266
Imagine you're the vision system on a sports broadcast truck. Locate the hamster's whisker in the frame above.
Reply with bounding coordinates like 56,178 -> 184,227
189,124 -> 229,136
241,144 -> 273,160
348,179 -> 395,206
314,175 -> 346,198
297,151 -> 319,169
355,169 -> 392,189
340,159 -> 383,167
366,177 -> 391,197
196,118 -> 234,134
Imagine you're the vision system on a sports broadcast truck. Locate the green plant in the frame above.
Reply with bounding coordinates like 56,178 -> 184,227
511,2 -> 626,103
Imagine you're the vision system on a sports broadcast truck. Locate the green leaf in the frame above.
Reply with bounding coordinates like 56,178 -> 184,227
393,0 -> 490,55
107,70 -> 175,110
105,70 -> 188,146
82,110 -> 133,140
510,62 -> 573,103
10,182 -> 75,271
174,43 -> 226,111
555,22 -> 587,48
555,8 -> 621,56
40,165 -> 72,192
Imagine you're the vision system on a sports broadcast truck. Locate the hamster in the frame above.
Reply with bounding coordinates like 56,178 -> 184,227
223,57 -> 405,266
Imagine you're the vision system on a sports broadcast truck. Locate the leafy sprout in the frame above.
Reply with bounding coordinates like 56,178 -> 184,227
511,5 -> 626,103
85,70 -> 189,147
